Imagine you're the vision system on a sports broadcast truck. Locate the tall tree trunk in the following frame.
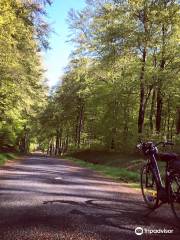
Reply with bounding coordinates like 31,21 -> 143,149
49,142 -> 53,156
19,125 -> 30,153
78,104 -> 84,148
65,135 -> 69,152
176,107 -> 180,134
167,97 -> 171,139
59,129 -> 62,155
149,88 -> 156,132
149,49 -> 157,132
156,87 -> 163,133
171,120 -> 175,140
47,140 -> 51,155
156,24 -> 166,133
123,95 -> 130,143
76,100 -> 84,149
111,98 -> 118,150
55,129 -> 60,156
138,47 -> 147,134
138,6 -> 148,134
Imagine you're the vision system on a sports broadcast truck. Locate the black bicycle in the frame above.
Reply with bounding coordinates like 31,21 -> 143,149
137,141 -> 180,221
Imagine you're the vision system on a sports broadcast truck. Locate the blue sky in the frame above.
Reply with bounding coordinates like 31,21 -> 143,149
44,0 -> 86,87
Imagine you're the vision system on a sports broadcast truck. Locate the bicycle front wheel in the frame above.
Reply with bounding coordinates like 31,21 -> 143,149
169,173 -> 180,221
141,164 -> 159,209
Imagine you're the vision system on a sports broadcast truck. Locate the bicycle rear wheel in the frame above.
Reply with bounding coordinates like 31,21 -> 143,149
169,173 -> 180,221
141,164 -> 159,209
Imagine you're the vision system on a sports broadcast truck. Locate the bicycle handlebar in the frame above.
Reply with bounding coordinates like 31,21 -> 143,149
136,141 -> 174,155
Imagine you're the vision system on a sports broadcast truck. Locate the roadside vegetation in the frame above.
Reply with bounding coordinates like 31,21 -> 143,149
0,1 -> 180,174
67,156 -> 140,183
64,150 -> 166,185
0,0 -> 51,160
38,0 -> 180,157
37,0 -> 180,184
0,153 -> 18,166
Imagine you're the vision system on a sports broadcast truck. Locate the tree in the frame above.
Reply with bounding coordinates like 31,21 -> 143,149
40,0 -> 180,154
0,0 -> 51,152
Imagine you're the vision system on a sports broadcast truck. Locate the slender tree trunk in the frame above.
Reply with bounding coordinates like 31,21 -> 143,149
138,47 -> 147,133
52,141 -> 55,155
111,98 -> 118,150
123,95 -> 130,143
19,126 -> 30,153
167,97 -> 171,139
138,6 -> 149,134
76,100 -> 84,149
49,143 -> 53,156
149,88 -> 156,132
47,140 -> 51,155
156,87 -> 163,132
55,129 -> 60,155
171,120 -> 175,140
75,113 -> 79,146
59,130 -> 62,154
65,135 -> 69,152
149,50 -> 157,133
156,25 -> 166,133
78,104 -> 84,148
176,107 -> 180,134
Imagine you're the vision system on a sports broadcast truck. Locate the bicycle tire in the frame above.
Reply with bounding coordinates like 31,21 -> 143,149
141,164 -> 159,209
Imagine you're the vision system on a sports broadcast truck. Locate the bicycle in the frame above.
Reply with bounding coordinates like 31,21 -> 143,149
137,141 -> 180,221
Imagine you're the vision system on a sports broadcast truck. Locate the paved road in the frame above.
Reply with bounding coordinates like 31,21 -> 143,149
0,155 -> 180,240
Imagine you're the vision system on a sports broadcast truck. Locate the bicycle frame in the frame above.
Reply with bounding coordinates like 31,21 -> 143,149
139,141 -> 180,219
149,153 -> 163,189
147,150 -> 175,204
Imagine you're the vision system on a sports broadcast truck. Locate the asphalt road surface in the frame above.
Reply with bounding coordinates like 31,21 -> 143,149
0,155 -> 180,240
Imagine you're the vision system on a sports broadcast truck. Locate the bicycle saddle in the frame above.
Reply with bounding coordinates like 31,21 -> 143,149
158,153 -> 180,162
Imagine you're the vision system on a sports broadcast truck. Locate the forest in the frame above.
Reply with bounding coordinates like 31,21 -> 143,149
0,0 -> 50,153
0,0 -> 180,155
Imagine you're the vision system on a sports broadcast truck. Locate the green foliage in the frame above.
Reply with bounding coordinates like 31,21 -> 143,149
37,0 -> 180,154
0,0 -> 50,153
66,156 -> 140,183
0,152 -> 17,165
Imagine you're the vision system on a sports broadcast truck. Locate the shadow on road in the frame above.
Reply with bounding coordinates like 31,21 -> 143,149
0,155 -> 180,240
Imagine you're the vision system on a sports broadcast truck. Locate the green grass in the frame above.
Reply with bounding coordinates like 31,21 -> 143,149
0,153 -> 18,165
65,150 -> 168,187
65,156 -> 140,183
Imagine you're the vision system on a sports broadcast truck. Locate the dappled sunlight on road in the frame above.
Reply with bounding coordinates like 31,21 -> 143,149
0,156 -> 180,240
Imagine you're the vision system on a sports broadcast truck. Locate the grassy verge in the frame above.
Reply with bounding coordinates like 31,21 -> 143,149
65,156 -> 141,185
65,150 -> 167,188
0,153 -> 18,166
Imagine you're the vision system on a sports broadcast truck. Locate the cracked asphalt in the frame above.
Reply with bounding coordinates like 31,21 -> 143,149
0,155 -> 180,240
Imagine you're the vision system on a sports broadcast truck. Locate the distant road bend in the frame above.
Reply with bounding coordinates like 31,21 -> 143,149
0,155 -> 180,240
